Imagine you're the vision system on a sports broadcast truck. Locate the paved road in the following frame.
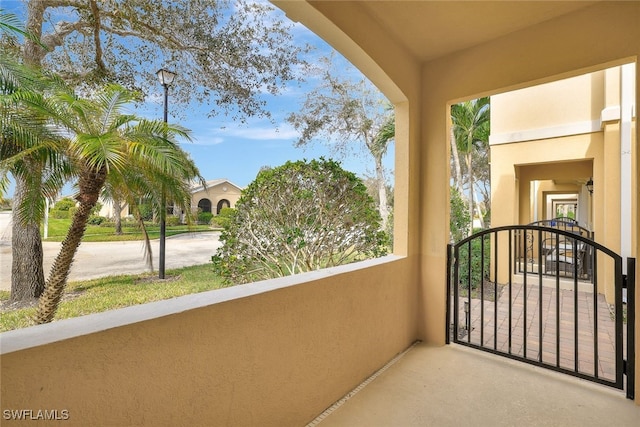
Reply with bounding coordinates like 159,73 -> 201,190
0,211 -> 222,291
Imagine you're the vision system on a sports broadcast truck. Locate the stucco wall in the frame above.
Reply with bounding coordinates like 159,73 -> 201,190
491,70 -> 605,136
0,257 -> 417,426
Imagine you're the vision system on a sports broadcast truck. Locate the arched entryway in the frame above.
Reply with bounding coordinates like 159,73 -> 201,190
217,199 -> 230,214
198,198 -> 212,213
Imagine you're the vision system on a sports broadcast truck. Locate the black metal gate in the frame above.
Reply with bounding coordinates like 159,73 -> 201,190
446,225 -> 635,399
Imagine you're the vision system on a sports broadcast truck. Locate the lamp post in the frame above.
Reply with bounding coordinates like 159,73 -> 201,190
156,68 -> 176,279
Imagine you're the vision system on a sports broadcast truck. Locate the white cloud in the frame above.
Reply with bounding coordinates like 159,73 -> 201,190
217,123 -> 298,141
188,135 -> 224,146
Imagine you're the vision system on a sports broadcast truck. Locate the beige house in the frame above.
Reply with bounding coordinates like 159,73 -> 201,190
98,178 -> 242,221
189,178 -> 242,216
2,2 -> 639,424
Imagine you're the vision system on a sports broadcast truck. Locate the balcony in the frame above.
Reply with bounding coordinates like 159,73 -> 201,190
2,255 -> 637,425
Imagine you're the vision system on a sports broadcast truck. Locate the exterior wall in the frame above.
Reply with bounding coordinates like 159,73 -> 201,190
1,257 -> 418,426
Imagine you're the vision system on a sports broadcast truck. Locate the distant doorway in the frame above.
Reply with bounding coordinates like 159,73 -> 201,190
198,198 -> 212,213
217,199 -> 230,214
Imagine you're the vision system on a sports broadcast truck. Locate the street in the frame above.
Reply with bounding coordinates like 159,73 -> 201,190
0,211 -> 222,291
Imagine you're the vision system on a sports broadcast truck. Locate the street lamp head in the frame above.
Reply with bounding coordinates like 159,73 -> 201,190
156,68 -> 177,86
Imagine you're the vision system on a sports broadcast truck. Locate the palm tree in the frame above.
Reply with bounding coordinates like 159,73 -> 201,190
6,83 -> 202,323
371,112 -> 394,231
451,97 -> 490,233
1,14 -> 71,300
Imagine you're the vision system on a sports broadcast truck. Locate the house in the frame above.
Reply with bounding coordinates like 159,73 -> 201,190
97,178 -> 242,221
1,2 -> 638,424
188,178 -> 242,216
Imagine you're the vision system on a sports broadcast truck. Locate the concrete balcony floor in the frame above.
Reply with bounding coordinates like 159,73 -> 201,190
309,343 -> 640,426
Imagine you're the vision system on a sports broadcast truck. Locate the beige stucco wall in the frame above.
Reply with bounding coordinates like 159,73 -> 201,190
1,257 -> 418,426
491,71 -> 605,136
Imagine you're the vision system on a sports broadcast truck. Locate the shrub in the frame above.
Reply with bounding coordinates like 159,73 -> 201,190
450,186 -> 470,242
197,211 -> 213,225
87,215 -> 106,225
456,234 -> 490,291
139,204 -> 153,222
166,216 -> 181,226
53,197 -> 76,211
50,209 -> 68,219
211,208 -> 235,228
213,158 -> 387,284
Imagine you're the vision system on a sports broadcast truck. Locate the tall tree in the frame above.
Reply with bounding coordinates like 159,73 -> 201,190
1,11 -> 71,301
7,84 -> 204,323
8,0 -> 305,301
451,97 -> 490,232
287,55 -> 394,230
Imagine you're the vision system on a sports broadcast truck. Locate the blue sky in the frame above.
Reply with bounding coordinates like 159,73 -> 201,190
3,1 -> 394,195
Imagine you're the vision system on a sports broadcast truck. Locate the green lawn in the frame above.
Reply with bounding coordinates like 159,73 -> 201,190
0,263 -> 230,332
42,218 -> 214,242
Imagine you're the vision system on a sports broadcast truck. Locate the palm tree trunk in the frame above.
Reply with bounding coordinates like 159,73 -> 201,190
35,166 -> 107,324
114,198 -> 123,234
9,0 -> 47,302
466,152 -> 474,234
10,174 -> 45,301
450,126 -> 463,193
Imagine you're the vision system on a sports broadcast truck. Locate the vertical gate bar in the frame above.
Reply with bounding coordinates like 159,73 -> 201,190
627,258 -> 636,399
593,244 -> 598,378
446,244 -> 452,345
615,257 -> 623,389
523,230 -> 528,359
494,231 -> 499,350
516,230 -> 520,274
481,235 -> 485,347
538,229 -> 543,362
453,244 -> 460,343
467,239 -> 472,344
592,245 -> 599,373
556,239 -> 560,368
573,238 -> 579,372
509,229 -> 513,354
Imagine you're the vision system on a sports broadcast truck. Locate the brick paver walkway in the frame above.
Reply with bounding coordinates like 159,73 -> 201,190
455,280 -> 620,382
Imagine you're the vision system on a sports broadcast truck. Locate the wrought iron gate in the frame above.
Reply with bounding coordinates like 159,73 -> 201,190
446,225 -> 635,399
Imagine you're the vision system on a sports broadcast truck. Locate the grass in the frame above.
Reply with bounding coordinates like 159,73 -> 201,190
0,263 -> 228,332
42,218 -> 213,242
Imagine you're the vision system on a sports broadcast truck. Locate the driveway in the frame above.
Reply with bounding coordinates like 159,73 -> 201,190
0,211 -> 222,291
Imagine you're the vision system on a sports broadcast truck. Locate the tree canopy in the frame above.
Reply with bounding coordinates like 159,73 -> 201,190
287,55 -> 394,230
15,0 -> 306,120
450,97 -> 490,232
212,158 -> 388,284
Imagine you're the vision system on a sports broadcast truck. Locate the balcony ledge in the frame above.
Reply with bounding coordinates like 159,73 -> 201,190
0,254 -> 405,355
